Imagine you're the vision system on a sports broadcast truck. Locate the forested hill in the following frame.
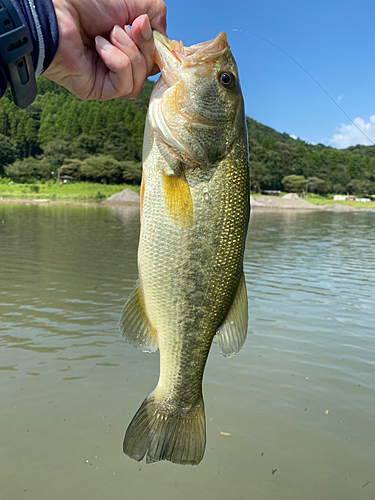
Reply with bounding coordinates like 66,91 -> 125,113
0,77 -> 155,184
0,77 -> 374,196
247,117 -> 306,146
247,117 -> 375,195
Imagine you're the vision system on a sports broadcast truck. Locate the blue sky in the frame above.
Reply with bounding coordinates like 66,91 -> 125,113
162,0 -> 375,148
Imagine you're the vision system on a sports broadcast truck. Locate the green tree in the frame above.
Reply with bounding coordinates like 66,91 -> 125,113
72,134 -> 103,158
306,177 -> 330,194
105,125 -> 140,162
90,106 -> 107,136
25,118 -> 38,156
120,161 -> 142,184
63,101 -> 81,136
250,160 -> 271,193
42,138 -> 74,172
0,134 -> 17,175
262,136 -> 276,150
59,159 -> 82,179
282,174 -> 306,193
346,179 -> 372,196
78,155 -> 123,184
13,113 -> 28,157
4,158 -> 41,182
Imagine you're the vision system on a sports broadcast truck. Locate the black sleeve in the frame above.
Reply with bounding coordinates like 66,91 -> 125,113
0,0 -> 58,105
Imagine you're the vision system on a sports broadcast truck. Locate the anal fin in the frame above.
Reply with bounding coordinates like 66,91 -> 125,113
216,271 -> 248,358
119,282 -> 158,353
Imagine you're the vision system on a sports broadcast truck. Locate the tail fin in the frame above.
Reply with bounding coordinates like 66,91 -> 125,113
123,392 -> 206,466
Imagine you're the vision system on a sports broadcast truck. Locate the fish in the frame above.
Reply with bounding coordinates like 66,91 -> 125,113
119,30 -> 250,466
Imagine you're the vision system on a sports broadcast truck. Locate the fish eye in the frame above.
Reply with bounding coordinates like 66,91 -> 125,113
219,72 -> 235,89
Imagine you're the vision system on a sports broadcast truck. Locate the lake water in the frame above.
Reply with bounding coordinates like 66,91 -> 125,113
0,204 -> 374,500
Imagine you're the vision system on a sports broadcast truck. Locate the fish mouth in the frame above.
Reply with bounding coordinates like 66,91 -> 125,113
154,31 -> 229,86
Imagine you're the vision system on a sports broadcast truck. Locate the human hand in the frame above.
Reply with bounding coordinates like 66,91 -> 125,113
44,0 -> 167,100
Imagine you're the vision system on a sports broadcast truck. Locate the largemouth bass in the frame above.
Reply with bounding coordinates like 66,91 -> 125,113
120,31 -> 250,466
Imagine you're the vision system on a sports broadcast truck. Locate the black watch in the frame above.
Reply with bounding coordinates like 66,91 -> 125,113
0,0 -> 37,108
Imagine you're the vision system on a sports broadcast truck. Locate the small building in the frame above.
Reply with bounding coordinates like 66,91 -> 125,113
263,190 -> 281,196
59,175 -> 74,184
334,195 -> 371,203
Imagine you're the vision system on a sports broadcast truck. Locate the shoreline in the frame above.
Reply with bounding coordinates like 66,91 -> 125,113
0,198 -> 104,207
0,199 -> 140,208
250,194 -> 375,212
251,206 -> 375,212
1,195 -> 375,212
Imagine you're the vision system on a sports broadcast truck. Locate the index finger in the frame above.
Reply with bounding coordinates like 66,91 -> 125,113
126,0 -> 167,35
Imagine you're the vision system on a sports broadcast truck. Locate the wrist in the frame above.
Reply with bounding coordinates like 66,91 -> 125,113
12,0 -> 59,77
0,0 -> 59,107
0,0 -> 36,107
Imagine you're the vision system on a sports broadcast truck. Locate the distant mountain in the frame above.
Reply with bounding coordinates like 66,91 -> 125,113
247,117 -> 303,145
246,117 -> 330,151
246,117 -> 375,195
345,144 -> 375,158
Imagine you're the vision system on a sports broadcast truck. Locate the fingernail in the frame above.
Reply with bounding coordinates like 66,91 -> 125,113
140,15 -> 152,41
113,25 -> 132,47
95,35 -> 113,52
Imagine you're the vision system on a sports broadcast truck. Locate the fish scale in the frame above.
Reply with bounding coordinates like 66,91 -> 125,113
119,30 -> 250,465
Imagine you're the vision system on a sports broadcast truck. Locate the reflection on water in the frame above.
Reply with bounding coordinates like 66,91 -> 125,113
0,205 -> 139,359
0,205 -> 374,500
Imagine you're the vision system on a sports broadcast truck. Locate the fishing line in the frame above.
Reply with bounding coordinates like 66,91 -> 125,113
229,29 -> 374,146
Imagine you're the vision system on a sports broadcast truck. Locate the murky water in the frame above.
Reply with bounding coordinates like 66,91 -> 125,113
1,205 -> 374,500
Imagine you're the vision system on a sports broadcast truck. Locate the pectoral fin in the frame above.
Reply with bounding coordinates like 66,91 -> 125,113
163,168 -> 193,228
216,271 -> 248,357
119,282 -> 158,353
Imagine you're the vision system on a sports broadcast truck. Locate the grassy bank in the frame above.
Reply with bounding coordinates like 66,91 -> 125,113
304,193 -> 375,209
252,192 -> 375,209
2,181 -> 375,209
0,180 -> 140,203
